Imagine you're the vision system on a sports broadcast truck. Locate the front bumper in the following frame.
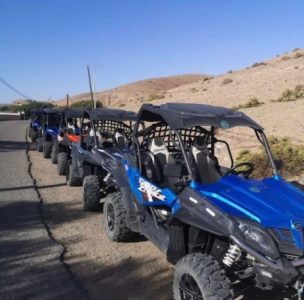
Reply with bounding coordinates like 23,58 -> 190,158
231,235 -> 304,287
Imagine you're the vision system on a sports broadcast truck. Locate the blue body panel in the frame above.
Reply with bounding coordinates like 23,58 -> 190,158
46,126 -> 59,137
123,158 -> 304,250
32,121 -> 41,130
195,175 -> 304,249
124,163 -> 180,213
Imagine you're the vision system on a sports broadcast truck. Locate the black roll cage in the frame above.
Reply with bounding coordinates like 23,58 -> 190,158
132,120 -> 279,181
79,113 -> 135,149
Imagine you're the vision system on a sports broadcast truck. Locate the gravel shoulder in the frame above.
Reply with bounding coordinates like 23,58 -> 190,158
29,145 -> 173,300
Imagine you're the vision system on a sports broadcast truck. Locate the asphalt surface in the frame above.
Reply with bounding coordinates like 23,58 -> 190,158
0,120 -> 87,300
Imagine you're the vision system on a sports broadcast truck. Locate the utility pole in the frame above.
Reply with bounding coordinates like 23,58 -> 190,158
87,65 -> 94,109
66,94 -> 69,108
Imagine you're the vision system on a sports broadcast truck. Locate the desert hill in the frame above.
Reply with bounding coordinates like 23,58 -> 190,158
126,49 -> 304,147
56,49 -> 304,153
56,74 -> 206,107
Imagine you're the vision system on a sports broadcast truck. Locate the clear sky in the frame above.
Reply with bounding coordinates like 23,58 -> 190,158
0,0 -> 303,103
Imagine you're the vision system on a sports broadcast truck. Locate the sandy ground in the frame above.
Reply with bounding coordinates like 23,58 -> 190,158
29,145 -> 299,300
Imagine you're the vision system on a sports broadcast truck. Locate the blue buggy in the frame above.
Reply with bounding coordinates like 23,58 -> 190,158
102,103 -> 304,299
36,108 -> 62,158
29,109 -> 43,142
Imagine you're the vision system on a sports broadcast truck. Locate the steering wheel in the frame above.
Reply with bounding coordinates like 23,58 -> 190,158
225,162 -> 254,178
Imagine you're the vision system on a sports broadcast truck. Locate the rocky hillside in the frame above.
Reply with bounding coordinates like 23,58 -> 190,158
57,49 -> 304,147
56,74 -> 206,107
133,49 -> 304,146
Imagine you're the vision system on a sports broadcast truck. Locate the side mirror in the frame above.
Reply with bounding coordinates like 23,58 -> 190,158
164,163 -> 182,178
274,159 -> 284,171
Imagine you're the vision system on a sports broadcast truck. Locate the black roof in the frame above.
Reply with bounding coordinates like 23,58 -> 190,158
43,108 -> 63,115
137,103 -> 263,130
84,108 -> 137,122
63,108 -> 83,119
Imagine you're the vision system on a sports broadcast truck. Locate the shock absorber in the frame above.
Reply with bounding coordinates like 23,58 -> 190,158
222,244 -> 242,267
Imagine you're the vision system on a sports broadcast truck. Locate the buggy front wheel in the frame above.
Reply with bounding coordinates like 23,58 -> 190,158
173,253 -> 233,300
103,192 -> 133,242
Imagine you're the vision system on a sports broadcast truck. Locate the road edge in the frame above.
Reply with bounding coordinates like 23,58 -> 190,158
25,127 -> 89,299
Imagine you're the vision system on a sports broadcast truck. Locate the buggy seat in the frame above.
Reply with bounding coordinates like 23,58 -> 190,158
191,136 -> 221,184
142,137 -> 175,184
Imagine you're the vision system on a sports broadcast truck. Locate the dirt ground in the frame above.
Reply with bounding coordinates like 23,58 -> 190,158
29,145 -> 297,300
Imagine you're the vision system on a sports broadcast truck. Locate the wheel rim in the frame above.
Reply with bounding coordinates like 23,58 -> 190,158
179,273 -> 203,300
106,203 -> 115,231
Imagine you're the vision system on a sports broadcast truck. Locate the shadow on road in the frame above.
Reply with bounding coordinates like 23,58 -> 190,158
0,183 -> 67,192
0,199 -> 87,299
0,140 -> 27,152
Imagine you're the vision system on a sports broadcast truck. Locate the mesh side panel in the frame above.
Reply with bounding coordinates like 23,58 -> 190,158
94,120 -> 132,138
140,123 -> 211,152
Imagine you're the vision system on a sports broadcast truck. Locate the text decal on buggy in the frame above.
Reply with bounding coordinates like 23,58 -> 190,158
138,177 -> 166,202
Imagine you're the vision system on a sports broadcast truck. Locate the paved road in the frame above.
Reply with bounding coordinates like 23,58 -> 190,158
0,121 -> 87,300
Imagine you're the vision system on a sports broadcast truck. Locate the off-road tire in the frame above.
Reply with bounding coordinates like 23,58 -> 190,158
43,141 -> 52,158
173,253 -> 233,300
57,152 -> 68,175
103,192 -> 133,242
37,138 -> 43,152
66,160 -> 82,186
51,143 -> 58,164
83,175 -> 102,211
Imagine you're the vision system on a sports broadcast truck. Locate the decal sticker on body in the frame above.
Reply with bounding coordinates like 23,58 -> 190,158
138,178 -> 166,202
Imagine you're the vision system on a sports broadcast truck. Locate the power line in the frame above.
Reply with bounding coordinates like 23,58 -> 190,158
0,76 -> 30,99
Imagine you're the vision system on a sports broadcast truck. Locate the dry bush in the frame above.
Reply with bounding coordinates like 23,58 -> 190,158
147,94 -> 165,101
281,56 -> 291,61
272,85 -> 304,102
251,62 -> 267,67
190,87 -> 199,93
203,76 -> 214,82
236,137 -> 304,178
222,78 -> 233,85
232,97 -> 264,110
294,52 -> 304,59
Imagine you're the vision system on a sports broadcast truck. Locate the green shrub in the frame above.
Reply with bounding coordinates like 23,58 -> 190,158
272,85 -> 304,102
0,100 -> 54,118
232,97 -> 264,110
236,137 -> 304,178
222,78 -> 233,85
70,100 -> 103,109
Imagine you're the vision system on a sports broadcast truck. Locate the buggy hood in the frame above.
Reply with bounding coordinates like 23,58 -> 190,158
198,175 -> 304,228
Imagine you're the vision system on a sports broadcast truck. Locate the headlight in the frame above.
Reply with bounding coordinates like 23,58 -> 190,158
237,219 -> 279,259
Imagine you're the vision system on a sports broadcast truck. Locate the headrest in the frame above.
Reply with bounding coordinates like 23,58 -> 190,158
148,138 -> 168,155
193,136 -> 208,150
114,131 -> 127,148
